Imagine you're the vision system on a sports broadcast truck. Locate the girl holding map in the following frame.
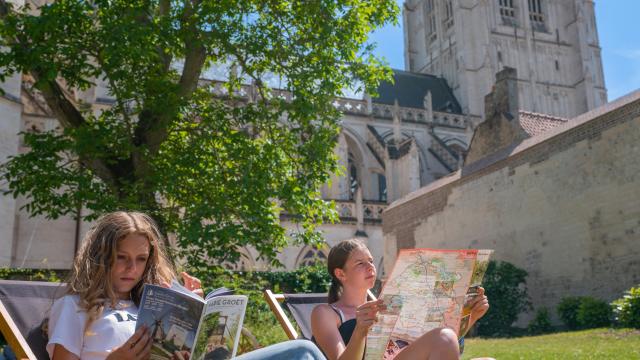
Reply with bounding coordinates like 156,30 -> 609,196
311,239 -> 489,360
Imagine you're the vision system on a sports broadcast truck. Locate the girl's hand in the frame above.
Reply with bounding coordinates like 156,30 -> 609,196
181,272 -> 204,298
468,287 -> 489,325
354,299 -> 386,336
171,350 -> 191,360
106,326 -> 152,360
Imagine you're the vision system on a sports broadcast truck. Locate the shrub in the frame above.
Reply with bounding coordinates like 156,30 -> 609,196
475,261 -> 531,337
527,307 -> 553,335
576,297 -> 612,329
612,285 -> 640,329
188,264 -> 331,350
557,296 -> 582,330
0,268 -> 64,282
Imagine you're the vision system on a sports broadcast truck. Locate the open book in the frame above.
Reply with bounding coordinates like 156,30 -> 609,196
136,282 -> 247,360
365,248 -> 493,360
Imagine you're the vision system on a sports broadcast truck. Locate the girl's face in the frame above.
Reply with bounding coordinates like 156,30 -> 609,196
338,246 -> 377,290
110,233 -> 150,300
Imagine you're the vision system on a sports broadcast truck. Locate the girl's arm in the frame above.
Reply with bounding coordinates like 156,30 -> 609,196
311,300 -> 385,360
47,296 -> 85,359
51,326 -> 151,360
51,345 -> 80,360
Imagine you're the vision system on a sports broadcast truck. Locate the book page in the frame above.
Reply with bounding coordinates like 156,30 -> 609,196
136,284 -> 205,360
365,249 -> 478,360
169,280 -> 233,301
190,295 -> 248,360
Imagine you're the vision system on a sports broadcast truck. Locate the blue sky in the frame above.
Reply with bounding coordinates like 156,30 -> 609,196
369,1 -> 640,102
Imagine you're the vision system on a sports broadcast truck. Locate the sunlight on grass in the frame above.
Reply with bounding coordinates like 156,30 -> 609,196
462,328 -> 640,360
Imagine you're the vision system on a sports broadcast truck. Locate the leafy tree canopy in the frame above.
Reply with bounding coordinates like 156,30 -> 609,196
0,0 -> 397,266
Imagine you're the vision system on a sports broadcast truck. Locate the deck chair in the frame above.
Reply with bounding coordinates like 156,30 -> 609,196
0,280 -> 261,360
264,290 -> 494,360
0,280 -> 67,360
263,289 -> 376,340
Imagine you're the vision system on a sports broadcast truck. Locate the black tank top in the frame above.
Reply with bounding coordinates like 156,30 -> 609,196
311,304 -> 357,349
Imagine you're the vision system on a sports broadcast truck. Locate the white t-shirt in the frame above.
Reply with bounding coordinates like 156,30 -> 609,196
47,295 -> 138,360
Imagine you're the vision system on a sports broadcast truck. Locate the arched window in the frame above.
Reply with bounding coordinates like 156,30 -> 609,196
296,245 -> 329,268
348,152 -> 359,200
222,247 -> 255,271
378,174 -> 387,202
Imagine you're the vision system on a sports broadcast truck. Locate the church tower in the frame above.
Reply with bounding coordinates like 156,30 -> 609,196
403,0 -> 608,120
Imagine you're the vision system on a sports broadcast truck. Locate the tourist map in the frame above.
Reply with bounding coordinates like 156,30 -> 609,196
365,248 -> 492,359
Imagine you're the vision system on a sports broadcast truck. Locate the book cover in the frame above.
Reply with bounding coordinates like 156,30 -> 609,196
136,284 -> 247,360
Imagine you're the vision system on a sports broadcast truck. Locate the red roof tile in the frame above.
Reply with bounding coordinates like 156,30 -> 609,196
519,111 -> 568,137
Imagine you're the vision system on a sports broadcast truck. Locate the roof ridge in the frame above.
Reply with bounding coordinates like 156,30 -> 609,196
391,69 -> 441,80
518,110 -> 568,122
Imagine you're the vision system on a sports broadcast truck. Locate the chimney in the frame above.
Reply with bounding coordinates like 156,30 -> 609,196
487,67 -> 519,121
464,67 -> 527,165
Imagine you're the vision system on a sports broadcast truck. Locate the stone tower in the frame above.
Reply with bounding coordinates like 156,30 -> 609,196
403,0 -> 608,120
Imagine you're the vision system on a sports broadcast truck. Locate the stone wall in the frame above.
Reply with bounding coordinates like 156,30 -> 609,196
0,98 -> 21,266
0,70 -> 23,266
382,91 -> 640,323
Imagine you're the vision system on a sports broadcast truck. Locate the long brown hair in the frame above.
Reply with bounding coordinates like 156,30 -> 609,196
66,211 -> 176,326
327,239 -> 367,303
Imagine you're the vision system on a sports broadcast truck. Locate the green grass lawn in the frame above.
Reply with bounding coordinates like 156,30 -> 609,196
461,328 -> 640,360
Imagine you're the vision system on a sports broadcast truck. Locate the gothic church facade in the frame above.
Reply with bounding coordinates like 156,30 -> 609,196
403,0 -> 607,119
0,0 -> 610,275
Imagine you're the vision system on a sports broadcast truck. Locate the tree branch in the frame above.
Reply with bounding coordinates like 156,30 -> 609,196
34,76 -> 87,128
178,43 -> 206,98
157,0 -> 173,72
177,0 -> 206,99
134,0 -> 206,156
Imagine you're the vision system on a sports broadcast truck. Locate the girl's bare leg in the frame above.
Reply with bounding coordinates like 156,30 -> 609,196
394,327 -> 460,360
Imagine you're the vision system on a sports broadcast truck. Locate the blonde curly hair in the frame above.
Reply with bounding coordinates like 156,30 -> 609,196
66,211 -> 176,326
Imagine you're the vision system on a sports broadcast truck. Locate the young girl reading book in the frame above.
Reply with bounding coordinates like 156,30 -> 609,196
311,239 -> 490,360
47,211 -> 324,360
47,211 -> 187,360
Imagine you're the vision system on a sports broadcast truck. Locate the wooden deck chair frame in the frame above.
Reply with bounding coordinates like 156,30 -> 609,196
264,289 -> 376,340
0,298 -> 37,360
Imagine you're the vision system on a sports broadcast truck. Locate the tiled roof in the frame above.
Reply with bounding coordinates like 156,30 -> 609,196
373,69 -> 463,114
519,111 -> 568,137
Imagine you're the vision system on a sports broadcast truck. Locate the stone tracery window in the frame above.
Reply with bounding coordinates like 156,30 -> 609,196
377,173 -> 387,203
222,247 -> 255,271
297,245 -> 328,268
348,152 -> 359,200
